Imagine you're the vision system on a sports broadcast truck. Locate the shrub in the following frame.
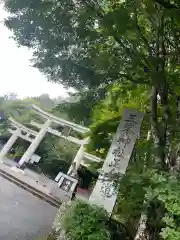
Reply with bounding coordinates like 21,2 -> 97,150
62,200 -> 110,240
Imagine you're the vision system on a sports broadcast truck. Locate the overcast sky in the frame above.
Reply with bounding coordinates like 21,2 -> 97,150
0,5 -> 68,99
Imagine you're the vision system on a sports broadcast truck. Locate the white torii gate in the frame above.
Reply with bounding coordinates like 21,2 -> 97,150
0,105 -> 102,176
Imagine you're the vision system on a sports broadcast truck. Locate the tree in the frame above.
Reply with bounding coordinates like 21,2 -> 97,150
36,134 -> 78,178
53,88 -> 107,126
86,83 -> 150,156
0,97 -> 9,136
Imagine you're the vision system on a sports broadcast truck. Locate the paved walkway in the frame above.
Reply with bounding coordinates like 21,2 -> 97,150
0,159 -> 61,199
0,176 -> 57,240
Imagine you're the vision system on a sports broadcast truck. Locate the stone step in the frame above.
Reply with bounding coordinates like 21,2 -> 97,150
0,169 -> 61,208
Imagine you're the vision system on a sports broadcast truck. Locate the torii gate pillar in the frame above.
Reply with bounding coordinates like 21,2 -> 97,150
67,144 -> 84,177
0,129 -> 19,160
19,119 -> 52,166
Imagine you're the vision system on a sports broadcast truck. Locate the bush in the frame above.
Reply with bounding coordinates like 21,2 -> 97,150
62,201 -> 110,240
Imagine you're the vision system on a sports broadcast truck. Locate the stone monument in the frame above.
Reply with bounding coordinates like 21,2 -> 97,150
89,109 -> 144,214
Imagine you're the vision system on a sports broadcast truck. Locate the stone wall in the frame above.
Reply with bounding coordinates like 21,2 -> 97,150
47,201 -> 72,240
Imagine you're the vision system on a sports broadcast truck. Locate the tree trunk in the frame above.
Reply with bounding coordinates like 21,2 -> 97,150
134,132 -> 151,240
134,206 -> 150,240
151,86 -> 161,166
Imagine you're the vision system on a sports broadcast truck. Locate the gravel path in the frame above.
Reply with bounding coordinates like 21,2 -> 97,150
0,176 -> 57,240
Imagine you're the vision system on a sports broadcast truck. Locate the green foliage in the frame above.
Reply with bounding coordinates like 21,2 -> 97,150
112,133 -> 153,235
54,88 -> 107,127
37,135 -> 77,178
87,83 -> 150,157
0,97 -> 11,135
0,115 -> 9,136
0,95 -> 42,125
149,171 -> 180,240
62,201 -> 110,240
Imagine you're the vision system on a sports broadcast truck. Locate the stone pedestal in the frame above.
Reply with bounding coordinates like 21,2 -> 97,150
57,173 -> 78,202
47,201 -> 72,240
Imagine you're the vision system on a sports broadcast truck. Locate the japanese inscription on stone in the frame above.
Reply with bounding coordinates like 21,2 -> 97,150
89,109 -> 144,214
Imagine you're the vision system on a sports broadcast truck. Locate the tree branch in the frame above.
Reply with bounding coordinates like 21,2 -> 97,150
159,12 -> 166,71
118,73 -> 149,84
79,0 -> 150,69
153,0 -> 178,9
134,4 -> 153,56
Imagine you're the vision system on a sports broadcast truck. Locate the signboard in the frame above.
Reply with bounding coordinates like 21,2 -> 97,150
58,173 -> 77,192
89,109 -> 144,214
53,172 -> 78,201
62,126 -> 71,137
